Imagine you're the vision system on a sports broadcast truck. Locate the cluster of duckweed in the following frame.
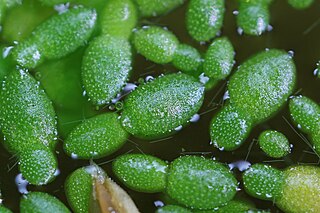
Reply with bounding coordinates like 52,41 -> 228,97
0,0 -> 319,212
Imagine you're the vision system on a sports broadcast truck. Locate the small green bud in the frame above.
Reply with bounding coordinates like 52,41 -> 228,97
258,130 -> 291,158
203,37 -> 235,80
210,104 -> 253,151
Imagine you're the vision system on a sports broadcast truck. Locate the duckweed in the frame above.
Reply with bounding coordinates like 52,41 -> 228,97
0,70 -> 57,153
19,144 -> 58,185
208,200 -> 265,213
244,164 -> 320,213
258,130 -> 291,158
64,113 -> 128,159
288,0 -> 314,9
210,104 -> 253,151
277,165 -> 320,213
37,0 -> 73,6
166,156 -> 238,210
65,165 -> 139,213
0,205 -> 12,213
186,0 -> 225,42
133,0 -> 184,17
82,35 -> 132,106
11,7 -> 97,68
289,96 -> 320,132
229,49 -> 296,122
65,167 -> 92,213
20,192 -> 70,213
203,37 -> 235,82
133,26 -> 179,64
113,154 -> 168,192
215,201 -> 252,213
0,69 -> 59,185
211,49 -> 296,151
172,44 -> 202,77
100,0 -> 137,39
237,0 -> 272,36
121,73 -> 205,139
289,96 -> 320,153
0,69 -> 57,153
156,205 -> 192,213
243,164 -> 284,201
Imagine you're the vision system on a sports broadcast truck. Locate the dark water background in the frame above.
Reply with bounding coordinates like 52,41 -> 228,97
0,0 -> 320,212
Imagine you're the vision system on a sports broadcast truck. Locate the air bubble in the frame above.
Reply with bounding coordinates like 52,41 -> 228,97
228,160 -> 251,171
199,73 -> 209,84
35,72 -> 42,80
111,93 -> 122,104
267,25 -> 273,32
190,114 -> 200,123
145,75 -> 154,82
123,83 -> 137,93
71,153 -> 78,159
153,200 -> 164,208
2,46 -> 14,58
218,147 -> 225,151
237,27 -> 244,35
108,104 -> 116,111
288,50 -> 294,58
223,90 -> 230,101
174,125 -> 183,131
115,101 -> 123,110
15,173 -> 29,194
54,3 -> 70,14
54,169 -> 60,177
